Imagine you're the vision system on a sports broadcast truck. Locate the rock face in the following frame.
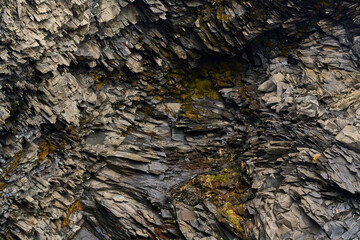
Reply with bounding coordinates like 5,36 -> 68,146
1,0 -> 360,239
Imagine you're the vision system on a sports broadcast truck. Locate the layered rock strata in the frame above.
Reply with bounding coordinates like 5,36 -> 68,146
1,0 -> 360,239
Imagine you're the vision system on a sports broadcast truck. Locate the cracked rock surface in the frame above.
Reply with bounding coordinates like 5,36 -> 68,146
1,0 -> 360,239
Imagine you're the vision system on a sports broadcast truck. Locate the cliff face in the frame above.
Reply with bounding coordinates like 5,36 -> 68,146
1,0 -> 360,239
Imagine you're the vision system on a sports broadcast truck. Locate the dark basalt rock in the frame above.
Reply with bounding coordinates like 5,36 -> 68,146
1,0 -> 360,239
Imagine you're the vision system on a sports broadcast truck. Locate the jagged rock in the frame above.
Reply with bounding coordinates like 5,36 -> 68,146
1,0 -> 360,239
336,125 -> 360,152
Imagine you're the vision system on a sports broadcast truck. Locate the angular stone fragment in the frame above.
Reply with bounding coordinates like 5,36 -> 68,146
75,41 -> 101,60
336,125 -> 360,152
98,0 -> 120,23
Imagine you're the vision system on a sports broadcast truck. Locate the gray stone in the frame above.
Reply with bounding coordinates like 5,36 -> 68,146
336,125 -> 360,152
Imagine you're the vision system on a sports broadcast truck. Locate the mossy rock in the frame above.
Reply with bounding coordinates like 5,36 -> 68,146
187,78 -> 221,100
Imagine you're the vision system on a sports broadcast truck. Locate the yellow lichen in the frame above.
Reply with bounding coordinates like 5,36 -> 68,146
122,126 -> 134,137
188,78 -> 221,100
0,150 -> 23,195
95,81 -> 105,89
146,85 -> 152,92
90,70 -> 114,90
183,167 -> 249,238
62,200 -> 83,228
216,0 -> 230,22
312,153 -> 321,162
90,71 -> 104,82
180,104 -> 204,120
0,182 -> 6,193
37,140 -> 57,161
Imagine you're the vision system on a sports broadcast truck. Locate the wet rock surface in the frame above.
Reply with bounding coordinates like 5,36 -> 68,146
1,0 -> 360,239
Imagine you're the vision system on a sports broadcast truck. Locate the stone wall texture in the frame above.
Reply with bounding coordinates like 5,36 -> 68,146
1,0 -> 360,239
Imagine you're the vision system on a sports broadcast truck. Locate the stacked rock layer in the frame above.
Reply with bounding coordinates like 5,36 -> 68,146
1,0 -> 360,239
